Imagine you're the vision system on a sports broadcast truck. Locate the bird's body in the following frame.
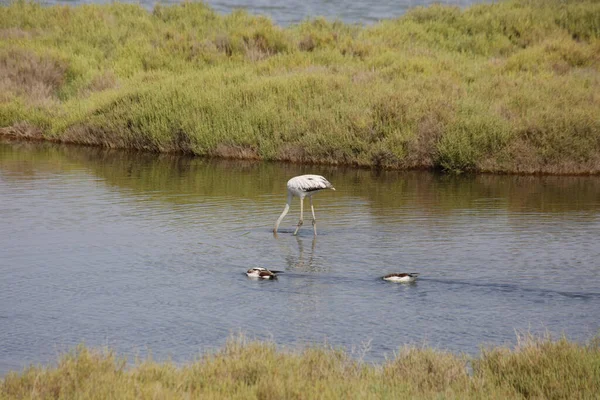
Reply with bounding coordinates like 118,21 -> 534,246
273,174 -> 335,236
286,175 -> 334,198
246,267 -> 283,279
382,273 -> 419,283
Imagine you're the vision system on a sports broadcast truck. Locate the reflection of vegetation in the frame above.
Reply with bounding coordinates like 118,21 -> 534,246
1,0 -> 599,173
2,139 -> 600,214
0,139 -> 85,178
2,334 -> 599,399
357,172 -> 600,214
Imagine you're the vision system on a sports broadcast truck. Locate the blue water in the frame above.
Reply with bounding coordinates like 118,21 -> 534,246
1,141 -> 599,375
39,0 -> 491,25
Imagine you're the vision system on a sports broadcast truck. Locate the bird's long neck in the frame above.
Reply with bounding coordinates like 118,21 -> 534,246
274,194 -> 292,233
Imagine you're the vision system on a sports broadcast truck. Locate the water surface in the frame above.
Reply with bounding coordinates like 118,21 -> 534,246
1,139 -> 599,375
39,0 -> 491,25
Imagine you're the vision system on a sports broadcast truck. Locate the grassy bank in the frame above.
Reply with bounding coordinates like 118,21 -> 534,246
1,0 -> 599,174
2,334 -> 599,399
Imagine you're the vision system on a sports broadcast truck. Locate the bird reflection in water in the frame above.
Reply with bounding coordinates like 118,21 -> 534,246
284,235 -> 326,273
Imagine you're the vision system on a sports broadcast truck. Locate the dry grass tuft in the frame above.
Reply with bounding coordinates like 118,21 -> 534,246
0,122 -> 43,140
87,71 -> 117,93
1,334 -> 599,399
475,332 -> 600,399
0,49 -> 67,105
383,347 -> 469,391
212,143 -> 261,160
0,27 -> 33,39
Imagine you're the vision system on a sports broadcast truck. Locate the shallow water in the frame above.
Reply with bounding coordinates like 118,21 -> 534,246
1,139 -> 600,375
41,0 -> 490,25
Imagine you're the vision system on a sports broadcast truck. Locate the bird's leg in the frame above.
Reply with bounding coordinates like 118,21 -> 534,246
310,197 -> 317,236
293,197 -> 304,235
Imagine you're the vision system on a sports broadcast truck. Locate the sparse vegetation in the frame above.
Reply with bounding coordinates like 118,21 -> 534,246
0,0 -> 599,173
1,334 -> 599,399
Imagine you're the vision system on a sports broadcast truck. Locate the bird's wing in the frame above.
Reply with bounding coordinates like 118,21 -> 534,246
290,175 -> 334,192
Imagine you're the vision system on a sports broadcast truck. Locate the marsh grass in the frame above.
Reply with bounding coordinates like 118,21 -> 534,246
1,0 -> 599,173
1,334 -> 599,399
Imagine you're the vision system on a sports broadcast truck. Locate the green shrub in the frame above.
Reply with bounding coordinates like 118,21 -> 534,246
1,0 -> 598,174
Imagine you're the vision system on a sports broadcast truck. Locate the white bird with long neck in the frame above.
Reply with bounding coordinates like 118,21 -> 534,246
273,174 -> 335,236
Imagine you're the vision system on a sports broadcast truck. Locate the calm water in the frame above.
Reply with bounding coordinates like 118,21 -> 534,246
39,0 -> 490,25
1,139 -> 600,375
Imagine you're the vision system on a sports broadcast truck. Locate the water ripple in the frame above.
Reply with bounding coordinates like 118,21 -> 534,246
1,141 -> 600,374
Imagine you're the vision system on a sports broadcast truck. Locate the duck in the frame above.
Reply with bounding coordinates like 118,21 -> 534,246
246,267 -> 283,279
382,273 -> 419,283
